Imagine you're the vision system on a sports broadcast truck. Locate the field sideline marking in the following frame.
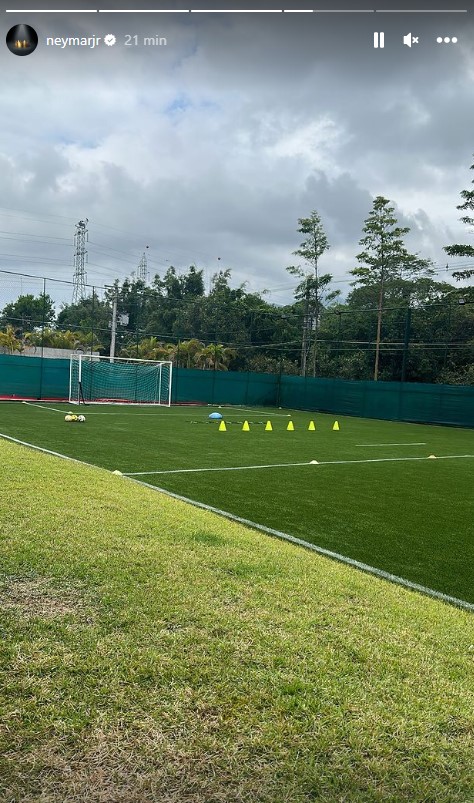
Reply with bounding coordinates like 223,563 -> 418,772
0,431 -> 101,468
356,442 -> 427,447
21,402 -> 287,418
0,428 -> 472,614
220,407 -> 290,416
123,453 -> 474,476
125,460 -> 311,476
78,412 -> 286,417
130,477 -> 474,614
22,402 -> 67,413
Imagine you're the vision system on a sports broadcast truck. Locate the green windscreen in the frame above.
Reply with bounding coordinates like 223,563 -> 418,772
0,354 -> 473,427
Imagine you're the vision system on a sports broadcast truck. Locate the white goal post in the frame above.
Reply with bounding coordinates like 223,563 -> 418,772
69,355 -> 173,406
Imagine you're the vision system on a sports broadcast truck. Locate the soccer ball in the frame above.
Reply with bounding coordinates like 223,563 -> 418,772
71,414 -> 78,421
64,414 -> 72,422
77,415 -> 86,423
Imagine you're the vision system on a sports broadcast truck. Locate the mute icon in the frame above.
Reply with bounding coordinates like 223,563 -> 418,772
403,32 -> 419,47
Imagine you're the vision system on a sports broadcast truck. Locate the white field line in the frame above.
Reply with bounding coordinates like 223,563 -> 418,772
0,431 -> 100,468
80,412 -> 284,417
125,460 -> 311,476
18,403 -> 213,417
22,402 -> 67,413
219,407 -> 291,416
21,402 -> 290,418
129,477 -> 474,614
0,428 -> 472,614
123,453 -> 474,476
356,442 -> 427,447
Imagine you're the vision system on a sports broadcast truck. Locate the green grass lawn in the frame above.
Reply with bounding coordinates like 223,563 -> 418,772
1,436 -> 473,802
1,401 -> 473,604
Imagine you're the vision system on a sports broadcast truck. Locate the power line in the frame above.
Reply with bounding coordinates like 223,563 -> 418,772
0,207 -> 473,297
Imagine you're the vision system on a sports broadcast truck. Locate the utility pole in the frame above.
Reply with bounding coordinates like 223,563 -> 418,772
72,219 -> 88,304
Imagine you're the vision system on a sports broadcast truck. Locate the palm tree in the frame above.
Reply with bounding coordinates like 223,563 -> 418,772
22,328 -> 102,352
120,337 -> 175,361
0,325 -> 22,353
195,343 -> 236,370
79,332 -> 103,352
50,330 -> 79,349
177,338 -> 204,368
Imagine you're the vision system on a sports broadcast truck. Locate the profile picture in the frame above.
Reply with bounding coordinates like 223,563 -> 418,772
6,24 -> 38,56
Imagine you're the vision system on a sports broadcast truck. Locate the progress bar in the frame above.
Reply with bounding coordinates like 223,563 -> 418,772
376,8 -> 467,10
6,8 -> 98,10
5,6 -> 468,11
97,7 -> 465,11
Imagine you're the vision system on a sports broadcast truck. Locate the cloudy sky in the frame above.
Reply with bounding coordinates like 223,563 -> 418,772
1,0 -> 473,308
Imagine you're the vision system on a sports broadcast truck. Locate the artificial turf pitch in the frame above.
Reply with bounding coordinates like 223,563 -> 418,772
1,400 -> 473,605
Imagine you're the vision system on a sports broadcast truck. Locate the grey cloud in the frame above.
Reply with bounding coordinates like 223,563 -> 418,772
0,4 -> 473,305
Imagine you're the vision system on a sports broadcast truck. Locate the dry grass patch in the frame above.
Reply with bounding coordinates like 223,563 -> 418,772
0,576 -> 93,622
5,708 -> 323,803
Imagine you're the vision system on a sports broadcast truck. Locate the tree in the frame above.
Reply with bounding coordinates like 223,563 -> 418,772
23,328 -> 103,352
176,338 -> 204,368
351,196 -> 432,381
183,266 -> 205,298
141,270 -> 202,338
1,293 -> 55,334
287,211 -> 336,376
195,343 -> 236,370
0,324 -> 22,353
56,294 -> 111,352
444,157 -> 474,281
120,336 -> 174,361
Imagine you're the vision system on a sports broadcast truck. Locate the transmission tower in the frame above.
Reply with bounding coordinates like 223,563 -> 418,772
72,219 -> 88,304
137,245 -> 149,284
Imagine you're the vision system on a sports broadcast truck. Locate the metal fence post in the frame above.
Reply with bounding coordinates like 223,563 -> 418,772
90,287 -> 95,356
401,307 -> 411,382
38,278 -> 46,399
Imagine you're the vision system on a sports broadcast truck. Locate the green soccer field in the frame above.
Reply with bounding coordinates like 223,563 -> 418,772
1,400 -> 473,605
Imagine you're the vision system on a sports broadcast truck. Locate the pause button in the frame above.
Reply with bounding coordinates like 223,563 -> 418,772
374,32 -> 385,48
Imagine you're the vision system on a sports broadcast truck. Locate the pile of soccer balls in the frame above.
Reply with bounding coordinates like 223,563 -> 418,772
64,412 -> 86,423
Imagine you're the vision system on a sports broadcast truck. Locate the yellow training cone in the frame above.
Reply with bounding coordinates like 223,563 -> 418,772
308,421 -> 316,431
265,420 -> 273,431
218,420 -> 227,431
242,420 -> 250,431
332,421 -> 340,431
428,454 -> 436,459
287,421 -> 294,431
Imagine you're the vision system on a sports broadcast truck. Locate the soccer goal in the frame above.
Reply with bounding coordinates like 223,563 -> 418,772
69,355 -> 173,406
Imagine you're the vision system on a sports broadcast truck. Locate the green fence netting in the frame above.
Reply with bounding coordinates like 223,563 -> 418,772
0,354 -> 69,400
1,354 -> 473,427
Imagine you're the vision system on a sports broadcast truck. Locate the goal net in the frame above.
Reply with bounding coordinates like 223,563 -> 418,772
69,355 -> 172,406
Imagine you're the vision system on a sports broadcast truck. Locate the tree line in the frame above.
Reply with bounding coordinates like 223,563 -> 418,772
1,159 -> 473,384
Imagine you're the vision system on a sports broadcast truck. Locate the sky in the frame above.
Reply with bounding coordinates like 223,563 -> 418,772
0,0 -> 473,310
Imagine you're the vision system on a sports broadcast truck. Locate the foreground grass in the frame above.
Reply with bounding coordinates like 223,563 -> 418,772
0,438 -> 473,803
